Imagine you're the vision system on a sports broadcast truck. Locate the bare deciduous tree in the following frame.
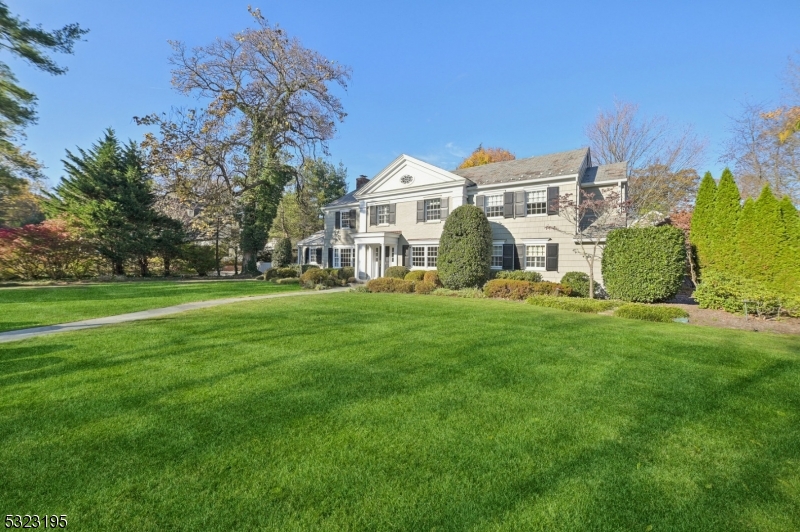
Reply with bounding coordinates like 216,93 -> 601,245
586,99 -> 707,214
546,189 -> 628,298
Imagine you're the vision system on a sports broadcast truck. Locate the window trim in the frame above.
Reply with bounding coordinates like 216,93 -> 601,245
491,240 -> 505,269
376,204 -> 390,226
409,243 -> 440,270
332,246 -> 354,268
525,188 -> 548,217
524,244 -> 546,271
484,193 -> 504,218
306,246 -> 320,265
424,198 -> 441,222
340,210 -> 352,229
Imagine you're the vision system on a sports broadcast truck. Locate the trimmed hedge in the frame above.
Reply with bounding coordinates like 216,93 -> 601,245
339,267 -> 355,280
438,205 -> 493,289
614,304 -> 689,322
299,268 -> 335,288
423,270 -> 442,287
526,296 -> 619,313
484,279 -> 571,300
272,237 -> 292,267
415,281 -> 436,294
275,277 -> 299,285
494,270 -> 543,282
265,267 -> 299,280
404,270 -> 426,281
602,226 -> 686,302
431,287 -> 485,298
560,272 -> 590,298
693,270 -> 800,317
366,277 -> 415,293
385,266 -> 410,279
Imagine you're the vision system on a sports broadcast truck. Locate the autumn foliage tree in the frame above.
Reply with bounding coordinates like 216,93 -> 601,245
456,145 -> 515,169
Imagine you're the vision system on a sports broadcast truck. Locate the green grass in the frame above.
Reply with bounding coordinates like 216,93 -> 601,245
1,293 -> 799,531
0,280 -> 299,332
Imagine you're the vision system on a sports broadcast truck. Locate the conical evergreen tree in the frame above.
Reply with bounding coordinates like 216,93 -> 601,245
710,168 -> 741,272
690,171 -> 717,271
776,195 -> 800,295
738,186 -> 784,285
47,129 -> 160,275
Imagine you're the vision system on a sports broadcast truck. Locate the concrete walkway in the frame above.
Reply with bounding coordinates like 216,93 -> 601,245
0,287 -> 350,344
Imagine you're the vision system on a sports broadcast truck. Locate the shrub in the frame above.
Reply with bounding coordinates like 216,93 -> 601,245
385,266 -> 410,279
272,237 -> 292,267
339,267 -> 355,280
423,270 -> 442,287
438,205 -> 493,289
350,285 -> 370,293
415,281 -> 436,294
494,270 -> 543,282
693,271 -> 800,317
300,268 -> 335,288
181,243 -> 216,276
527,296 -> 620,313
404,270 -> 426,281
560,272 -> 590,298
346,276 -> 357,284
484,279 -> 570,300
275,277 -> 299,285
265,267 -> 298,280
601,226 -> 686,302
614,304 -> 690,322
366,277 -> 415,293
299,264 -> 319,274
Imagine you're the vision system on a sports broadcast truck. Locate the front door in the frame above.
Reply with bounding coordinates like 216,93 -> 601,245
372,245 -> 381,279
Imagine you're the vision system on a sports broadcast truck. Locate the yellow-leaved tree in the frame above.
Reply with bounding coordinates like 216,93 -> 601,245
456,145 -> 515,169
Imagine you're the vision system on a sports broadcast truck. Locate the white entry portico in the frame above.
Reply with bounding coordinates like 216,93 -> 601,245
352,231 -> 401,280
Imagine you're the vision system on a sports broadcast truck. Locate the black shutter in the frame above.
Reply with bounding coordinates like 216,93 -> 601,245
514,244 -> 525,270
476,195 -> 485,213
316,248 -> 322,264
349,209 -> 358,228
328,247 -> 333,267
440,197 -> 449,220
547,187 -> 559,215
385,246 -> 390,260
388,203 -> 396,224
514,191 -> 525,217
503,192 -> 514,218
370,206 -> 378,226
304,247 -> 310,263
403,245 -> 410,266
502,243 -> 514,270
417,201 -> 424,222
546,243 -> 559,271
335,211 -> 341,229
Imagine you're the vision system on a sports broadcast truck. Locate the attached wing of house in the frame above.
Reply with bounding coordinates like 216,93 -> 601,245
306,147 -> 627,282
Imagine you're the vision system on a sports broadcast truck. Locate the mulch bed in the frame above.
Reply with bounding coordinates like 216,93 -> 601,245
663,293 -> 800,335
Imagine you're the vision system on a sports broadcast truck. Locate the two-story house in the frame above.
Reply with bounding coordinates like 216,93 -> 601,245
297,147 -> 627,283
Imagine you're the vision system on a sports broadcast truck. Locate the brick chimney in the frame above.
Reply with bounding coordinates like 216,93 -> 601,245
356,175 -> 370,190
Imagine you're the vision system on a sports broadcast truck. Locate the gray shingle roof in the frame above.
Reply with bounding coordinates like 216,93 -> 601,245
324,189 -> 358,208
581,161 -> 628,185
297,230 -> 325,247
452,147 -> 589,186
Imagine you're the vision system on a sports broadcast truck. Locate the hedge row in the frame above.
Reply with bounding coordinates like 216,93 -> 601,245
526,296 -> 618,313
693,270 -> 800,317
484,279 -> 571,300
613,304 -> 689,322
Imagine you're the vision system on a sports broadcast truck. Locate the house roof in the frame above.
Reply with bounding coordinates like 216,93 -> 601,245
324,189 -> 358,208
581,161 -> 628,185
296,230 -> 325,247
452,147 -> 589,186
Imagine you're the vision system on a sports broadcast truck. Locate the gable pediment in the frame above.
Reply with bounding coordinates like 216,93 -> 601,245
355,155 -> 468,199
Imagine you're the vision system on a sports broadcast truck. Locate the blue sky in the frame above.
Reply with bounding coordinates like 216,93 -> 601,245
9,0 -> 800,191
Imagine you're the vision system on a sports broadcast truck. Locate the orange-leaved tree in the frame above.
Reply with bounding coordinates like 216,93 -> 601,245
456,145 -> 515,169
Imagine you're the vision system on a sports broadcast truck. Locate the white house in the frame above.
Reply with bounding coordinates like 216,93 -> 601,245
298,147 -> 627,283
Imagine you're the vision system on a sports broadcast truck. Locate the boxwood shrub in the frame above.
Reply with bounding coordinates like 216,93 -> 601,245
423,270 -> 442,287
415,281 -> 436,294
339,267 -> 355,280
494,270 -> 543,282
613,304 -> 690,322
385,266 -> 409,279
526,295 -> 620,313
404,270 -> 426,282
299,268 -> 335,288
601,226 -> 686,302
484,279 -> 571,300
366,277 -> 415,293
438,205 -> 493,289
266,267 -> 299,280
560,271 -> 590,298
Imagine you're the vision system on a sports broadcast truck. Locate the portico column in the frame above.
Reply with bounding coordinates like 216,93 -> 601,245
379,243 -> 385,278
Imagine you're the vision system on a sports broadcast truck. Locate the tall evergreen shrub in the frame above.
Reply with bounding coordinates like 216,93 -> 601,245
777,196 -> 800,295
738,187 -> 784,286
690,171 -> 717,271
437,205 -> 492,289
272,237 -> 292,267
710,169 -> 741,272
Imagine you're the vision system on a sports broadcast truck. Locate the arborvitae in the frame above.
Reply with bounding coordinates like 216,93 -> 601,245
738,186 -> 784,286
690,171 -> 717,271
776,195 -> 800,295
710,168 -> 741,273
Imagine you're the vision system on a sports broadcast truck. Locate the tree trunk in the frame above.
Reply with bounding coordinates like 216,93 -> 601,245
215,220 -> 221,277
163,257 -> 171,277
138,257 -> 149,277
114,261 -> 125,275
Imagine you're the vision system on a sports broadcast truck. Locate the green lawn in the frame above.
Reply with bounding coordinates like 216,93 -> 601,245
1,293 -> 798,531
0,280 -> 299,332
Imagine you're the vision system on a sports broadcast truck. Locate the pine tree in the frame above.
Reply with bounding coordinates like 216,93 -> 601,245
46,129 -> 160,275
690,171 -> 717,271
776,195 -> 800,295
710,168 -> 741,272
738,186 -> 784,285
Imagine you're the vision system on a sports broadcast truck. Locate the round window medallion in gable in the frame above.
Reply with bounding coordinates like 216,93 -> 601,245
400,174 -> 414,185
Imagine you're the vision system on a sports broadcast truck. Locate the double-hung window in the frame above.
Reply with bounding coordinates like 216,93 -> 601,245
485,194 -> 504,217
424,199 -> 441,221
377,205 -> 390,225
340,210 -> 351,229
491,245 -> 503,269
525,245 -> 545,269
526,190 -> 547,215
411,246 -> 426,267
427,246 -> 438,267
411,245 -> 438,268
333,248 -> 353,268
307,247 -> 319,264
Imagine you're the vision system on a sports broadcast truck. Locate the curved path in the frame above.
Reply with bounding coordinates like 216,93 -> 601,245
0,287 -> 349,344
